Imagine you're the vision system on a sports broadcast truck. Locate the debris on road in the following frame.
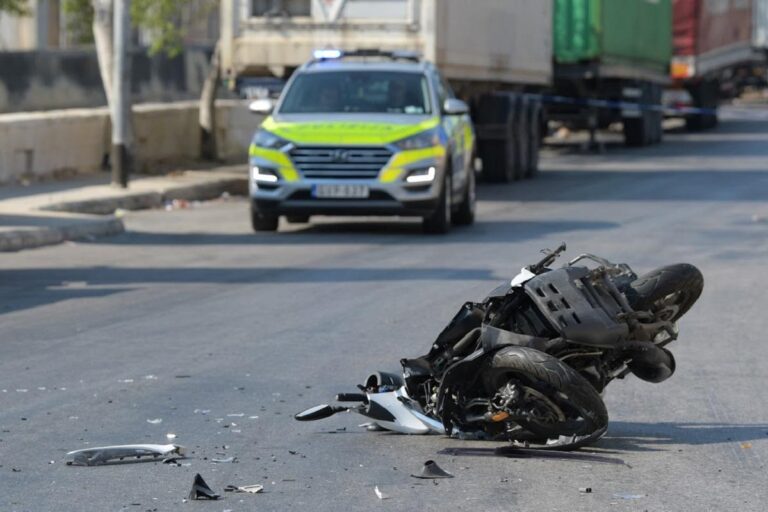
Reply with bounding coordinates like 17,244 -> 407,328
613,493 -> 644,500
166,433 -> 177,440
146,418 -> 163,425
189,473 -> 220,500
66,444 -> 184,466
224,484 -> 264,494
411,460 -> 454,479
211,456 -> 237,464
374,486 -> 389,500
579,487 -> 592,494
741,442 -> 752,449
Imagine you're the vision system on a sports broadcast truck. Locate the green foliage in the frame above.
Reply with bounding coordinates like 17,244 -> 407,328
61,0 -> 218,55
62,0 -> 94,45
0,0 -> 30,16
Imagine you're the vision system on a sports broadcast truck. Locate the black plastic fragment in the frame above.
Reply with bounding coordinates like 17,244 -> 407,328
410,460 -> 454,479
188,473 -> 220,500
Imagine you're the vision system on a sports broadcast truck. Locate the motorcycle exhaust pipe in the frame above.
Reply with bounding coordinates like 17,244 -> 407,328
622,342 -> 676,383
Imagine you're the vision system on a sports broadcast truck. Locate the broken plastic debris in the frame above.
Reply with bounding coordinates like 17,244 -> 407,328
579,487 -> 592,494
166,433 -> 177,440
211,456 -> 237,464
411,460 -> 454,479
374,486 -> 389,500
143,375 -> 158,380
66,444 -> 184,466
189,473 -> 219,500
613,493 -> 644,500
146,418 -> 163,425
224,484 -> 264,494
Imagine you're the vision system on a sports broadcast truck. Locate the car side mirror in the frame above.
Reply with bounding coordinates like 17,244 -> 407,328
443,98 -> 469,116
249,99 -> 274,115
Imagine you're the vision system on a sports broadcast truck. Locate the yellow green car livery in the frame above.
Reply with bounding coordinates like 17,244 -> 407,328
247,49 -> 476,234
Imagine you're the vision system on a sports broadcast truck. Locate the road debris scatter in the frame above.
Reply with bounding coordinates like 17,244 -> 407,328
66,444 -> 184,466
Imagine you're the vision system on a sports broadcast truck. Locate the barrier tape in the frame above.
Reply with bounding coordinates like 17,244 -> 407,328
525,93 -> 718,116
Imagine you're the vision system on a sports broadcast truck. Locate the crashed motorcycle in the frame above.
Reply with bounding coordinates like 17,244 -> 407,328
296,244 -> 703,450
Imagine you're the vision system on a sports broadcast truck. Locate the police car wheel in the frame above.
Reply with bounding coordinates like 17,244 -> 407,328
423,172 -> 451,234
453,168 -> 475,226
251,207 -> 279,232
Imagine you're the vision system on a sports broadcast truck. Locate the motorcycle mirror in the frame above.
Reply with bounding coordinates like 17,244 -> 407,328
294,404 -> 343,421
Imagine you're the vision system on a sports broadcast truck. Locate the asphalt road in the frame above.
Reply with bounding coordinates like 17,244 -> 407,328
2,112 -> 768,511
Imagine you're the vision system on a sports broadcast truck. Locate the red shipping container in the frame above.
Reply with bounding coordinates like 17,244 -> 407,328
672,0 -> 754,78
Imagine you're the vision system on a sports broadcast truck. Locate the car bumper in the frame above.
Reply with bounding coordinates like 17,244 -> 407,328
251,182 -> 442,217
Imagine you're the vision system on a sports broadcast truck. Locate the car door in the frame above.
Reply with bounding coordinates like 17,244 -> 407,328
433,71 -> 470,198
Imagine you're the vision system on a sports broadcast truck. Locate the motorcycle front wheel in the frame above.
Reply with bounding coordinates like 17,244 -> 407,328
624,263 -> 704,322
482,347 -> 608,450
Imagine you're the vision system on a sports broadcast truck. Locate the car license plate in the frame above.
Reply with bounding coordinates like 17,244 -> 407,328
312,184 -> 370,198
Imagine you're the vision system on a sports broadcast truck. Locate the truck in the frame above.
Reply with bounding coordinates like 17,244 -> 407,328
550,0 -> 673,147
667,0 -> 768,130
219,0 -> 552,184
219,0 -> 691,180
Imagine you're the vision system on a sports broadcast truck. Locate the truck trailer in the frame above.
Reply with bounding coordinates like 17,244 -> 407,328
219,0 -> 552,183
550,0 -> 673,147
668,0 -> 768,130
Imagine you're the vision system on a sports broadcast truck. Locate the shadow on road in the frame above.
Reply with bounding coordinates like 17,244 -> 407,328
597,421 -> 768,451
0,265 -> 501,315
100,219 -> 618,245
438,446 -> 629,466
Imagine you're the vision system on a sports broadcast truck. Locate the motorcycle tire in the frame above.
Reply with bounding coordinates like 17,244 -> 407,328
483,347 -> 608,450
624,264 -> 704,322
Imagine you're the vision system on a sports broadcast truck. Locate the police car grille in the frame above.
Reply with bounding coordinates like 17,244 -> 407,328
290,147 -> 392,180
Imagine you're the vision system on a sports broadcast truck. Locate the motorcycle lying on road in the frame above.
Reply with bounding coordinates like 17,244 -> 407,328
295,244 -> 704,450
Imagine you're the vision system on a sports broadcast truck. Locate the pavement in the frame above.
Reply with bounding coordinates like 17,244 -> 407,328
1,108 -> 768,511
0,165 -> 247,252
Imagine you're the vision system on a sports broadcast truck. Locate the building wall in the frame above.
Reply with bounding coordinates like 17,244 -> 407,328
0,100 -> 261,184
0,47 -> 216,113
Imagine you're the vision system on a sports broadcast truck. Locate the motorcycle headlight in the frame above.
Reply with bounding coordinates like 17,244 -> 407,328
393,128 -> 440,151
253,129 -> 290,150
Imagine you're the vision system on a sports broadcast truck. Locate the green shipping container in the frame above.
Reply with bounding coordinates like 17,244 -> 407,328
553,0 -> 672,75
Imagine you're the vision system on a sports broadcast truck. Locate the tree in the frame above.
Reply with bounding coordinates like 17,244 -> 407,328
0,0 -> 28,15
61,0 -> 221,171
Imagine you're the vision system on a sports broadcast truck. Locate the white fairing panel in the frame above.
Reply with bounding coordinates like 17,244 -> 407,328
511,267 -> 536,288
365,387 -> 442,434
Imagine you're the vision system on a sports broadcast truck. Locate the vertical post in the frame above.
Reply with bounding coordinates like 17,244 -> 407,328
111,0 -> 131,188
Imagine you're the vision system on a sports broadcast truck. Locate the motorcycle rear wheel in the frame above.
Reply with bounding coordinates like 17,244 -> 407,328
482,347 -> 608,450
624,264 -> 704,322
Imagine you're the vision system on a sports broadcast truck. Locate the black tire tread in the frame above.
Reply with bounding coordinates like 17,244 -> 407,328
486,347 -> 608,438
625,263 -> 703,321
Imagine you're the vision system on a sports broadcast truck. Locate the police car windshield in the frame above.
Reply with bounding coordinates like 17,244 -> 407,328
279,71 -> 431,115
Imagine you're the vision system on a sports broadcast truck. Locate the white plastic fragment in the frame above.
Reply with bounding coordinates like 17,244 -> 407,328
147,418 -> 163,424
374,486 -> 389,500
66,444 -> 184,466
166,433 -> 177,440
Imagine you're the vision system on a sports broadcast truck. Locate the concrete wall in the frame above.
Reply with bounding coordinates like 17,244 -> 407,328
0,48 -> 216,114
0,100 -> 264,184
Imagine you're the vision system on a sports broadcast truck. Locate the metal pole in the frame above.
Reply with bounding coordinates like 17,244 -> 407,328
111,0 -> 131,188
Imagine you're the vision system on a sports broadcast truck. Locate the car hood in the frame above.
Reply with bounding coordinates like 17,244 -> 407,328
262,114 -> 439,145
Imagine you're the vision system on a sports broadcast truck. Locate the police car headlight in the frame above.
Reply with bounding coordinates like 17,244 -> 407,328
393,128 -> 440,151
253,129 -> 290,150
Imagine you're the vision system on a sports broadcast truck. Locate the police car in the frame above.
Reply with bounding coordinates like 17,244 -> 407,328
247,49 -> 476,234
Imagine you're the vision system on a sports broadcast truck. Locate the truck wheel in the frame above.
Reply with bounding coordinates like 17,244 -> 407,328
514,100 -> 529,181
251,205 -> 279,232
423,171 -> 452,234
452,167 -> 475,226
623,83 -> 652,147
525,100 -> 541,178
685,79 -> 719,131
475,93 -> 520,183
